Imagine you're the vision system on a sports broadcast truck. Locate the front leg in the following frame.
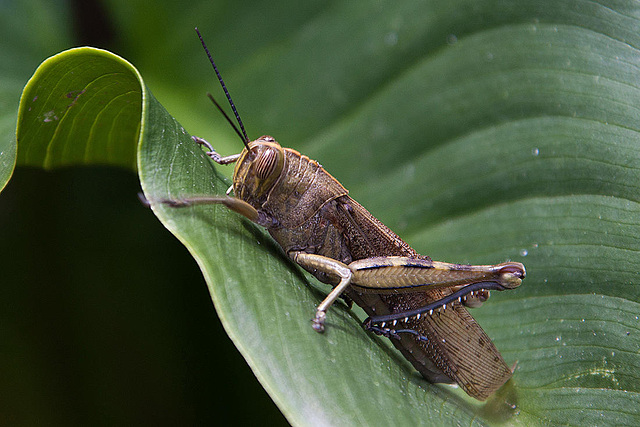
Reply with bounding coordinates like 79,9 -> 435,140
192,136 -> 241,165
291,252 -> 353,333
158,195 -> 260,222
153,194 -> 277,228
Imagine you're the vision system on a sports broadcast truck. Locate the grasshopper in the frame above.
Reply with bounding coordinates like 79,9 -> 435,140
162,29 -> 525,401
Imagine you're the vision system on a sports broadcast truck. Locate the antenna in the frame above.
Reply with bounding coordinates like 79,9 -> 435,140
195,27 -> 250,148
206,93 -> 245,143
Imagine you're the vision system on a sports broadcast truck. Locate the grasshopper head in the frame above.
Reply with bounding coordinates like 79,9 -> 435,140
232,135 -> 285,204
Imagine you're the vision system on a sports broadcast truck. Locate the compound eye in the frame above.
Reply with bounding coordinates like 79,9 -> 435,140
255,147 -> 278,180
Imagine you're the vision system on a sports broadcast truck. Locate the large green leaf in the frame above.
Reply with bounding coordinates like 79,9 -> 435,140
8,0 -> 640,425
16,48 -> 141,170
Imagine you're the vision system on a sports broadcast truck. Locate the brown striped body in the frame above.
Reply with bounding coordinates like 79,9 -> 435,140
233,137 -> 513,400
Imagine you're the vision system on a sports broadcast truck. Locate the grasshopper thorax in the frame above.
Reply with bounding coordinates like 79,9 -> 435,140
233,135 -> 285,204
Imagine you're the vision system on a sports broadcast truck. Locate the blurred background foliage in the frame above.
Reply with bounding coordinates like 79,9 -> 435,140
1,0 -> 288,424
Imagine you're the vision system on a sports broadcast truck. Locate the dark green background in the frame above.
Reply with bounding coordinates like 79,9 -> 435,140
0,1 -> 286,424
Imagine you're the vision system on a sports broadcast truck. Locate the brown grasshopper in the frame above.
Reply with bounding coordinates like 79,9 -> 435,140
162,29 -> 525,400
